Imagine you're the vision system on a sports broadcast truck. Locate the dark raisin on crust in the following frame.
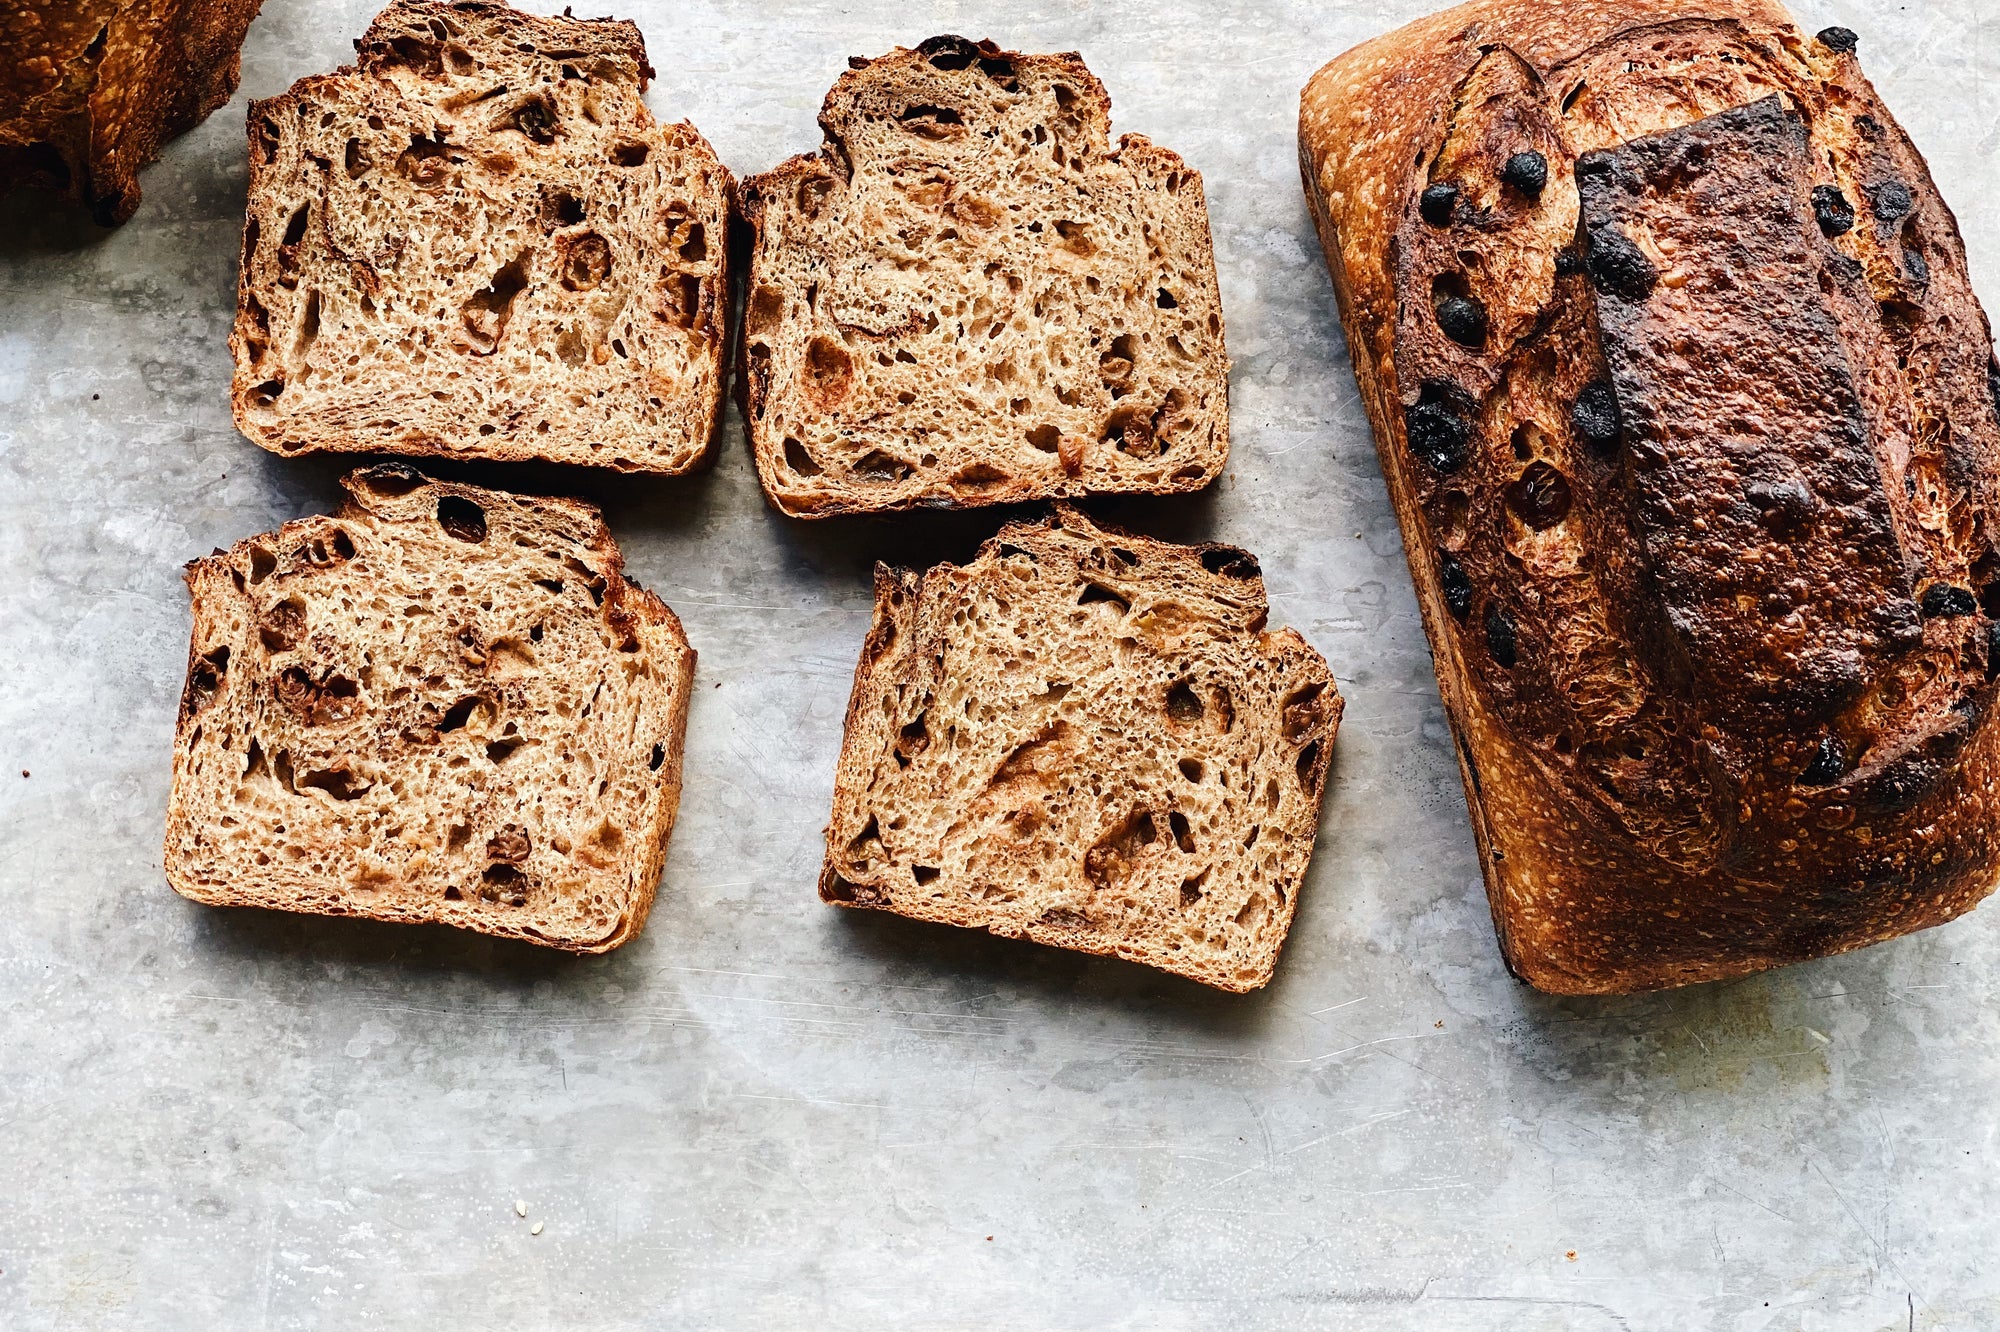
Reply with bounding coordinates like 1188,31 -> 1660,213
1920,584 -> 1979,618
1905,247 -> 1931,286
1811,185 -> 1855,237
1870,181 -> 1914,222
1988,360 -> 2000,423
1571,380 -> 1622,451
1420,183 -> 1459,227
1484,604 -> 1518,668
1555,249 -> 1583,277
1501,150 -> 1548,197
1436,294 -> 1489,347
1505,462 -> 1573,529
1584,221 -> 1659,301
1987,622 -> 2000,679
1405,382 -> 1474,474
1438,551 -> 1474,621
1816,27 -> 1860,55
1799,735 -> 1847,786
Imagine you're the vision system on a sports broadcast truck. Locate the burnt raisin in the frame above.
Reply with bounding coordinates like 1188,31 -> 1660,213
1988,622 -> 2000,679
1586,223 -> 1659,302
1811,186 -> 1855,237
513,98 -> 557,144
1571,380 -> 1622,451
1920,584 -> 1978,618
1484,604 -> 1518,668
1420,183 -> 1459,227
1438,551 -> 1474,621
1817,26 -> 1859,54
1501,150 -> 1548,197
1989,361 -> 2000,423
1437,294 -> 1489,348
1555,249 -> 1583,277
1870,181 -> 1913,222
1799,735 -> 1847,786
1505,462 -> 1573,529
1405,383 -> 1473,474
1905,247 -> 1930,286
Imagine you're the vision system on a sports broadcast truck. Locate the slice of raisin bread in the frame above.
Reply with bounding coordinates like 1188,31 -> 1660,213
820,506 -> 1340,992
739,36 -> 1230,517
231,0 -> 729,472
165,466 -> 695,951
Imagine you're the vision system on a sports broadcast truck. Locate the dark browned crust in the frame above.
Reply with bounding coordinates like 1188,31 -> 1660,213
0,0 -> 264,225
1301,0 -> 2000,994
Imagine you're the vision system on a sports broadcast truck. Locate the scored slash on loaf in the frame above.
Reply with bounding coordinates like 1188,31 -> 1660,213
738,36 -> 1231,517
230,0 -> 731,471
1300,0 -> 2000,994
819,506 -> 1341,992
165,466 -> 695,951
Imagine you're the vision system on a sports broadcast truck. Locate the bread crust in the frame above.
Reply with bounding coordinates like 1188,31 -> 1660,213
0,0 -> 264,225
1301,0 -> 2000,993
818,506 -> 1342,992
164,466 -> 695,951
228,1 -> 731,472
738,37 -> 1231,517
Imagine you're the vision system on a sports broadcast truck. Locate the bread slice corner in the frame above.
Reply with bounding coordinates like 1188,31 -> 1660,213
231,0 -> 731,472
165,464 -> 695,950
819,504 -> 1339,991
739,37 -> 1231,517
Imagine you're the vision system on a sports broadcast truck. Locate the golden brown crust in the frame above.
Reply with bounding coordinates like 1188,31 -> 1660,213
1,0 -> 264,225
1301,0 -> 2000,993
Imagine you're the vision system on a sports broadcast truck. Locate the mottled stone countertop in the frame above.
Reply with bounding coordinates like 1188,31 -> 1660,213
3,1 -> 1996,1328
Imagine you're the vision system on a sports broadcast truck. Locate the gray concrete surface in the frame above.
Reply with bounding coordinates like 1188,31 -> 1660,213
3,1 -> 1997,1327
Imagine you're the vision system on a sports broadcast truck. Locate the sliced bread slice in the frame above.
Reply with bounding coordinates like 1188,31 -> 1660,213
231,0 -> 730,472
820,506 -> 1340,992
739,36 -> 1231,517
165,465 -> 695,951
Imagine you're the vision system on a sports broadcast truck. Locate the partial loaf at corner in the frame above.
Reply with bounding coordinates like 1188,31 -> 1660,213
1301,0 -> 2000,993
1,0 -> 265,225
820,506 -> 1341,992
231,0 -> 730,472
739,36 -> 1230,517
166,465 -> 695,951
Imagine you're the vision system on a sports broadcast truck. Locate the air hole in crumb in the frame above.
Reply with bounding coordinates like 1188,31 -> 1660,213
438,696 -> 481,731
649,743 -> 665,771
1169,810 -> 1195,853
1166,682 -> 1203,722
1296,740 -> 1324,792
1026,424 -> 1061,453
913,865 -> 941,885
1179,757 -> 1204,783
437,495 -> 487,542
610,140 -> 649,166
1078,582 -> 1129,613
783,438 -> 822,476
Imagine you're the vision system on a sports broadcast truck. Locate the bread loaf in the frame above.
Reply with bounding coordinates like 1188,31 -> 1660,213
1300,0 -> 2000,993
166,466 -> 695,951
819,506 -> 1341,992
1,0 -> 264,225
231,0 -> 730,472
738,36 -> 1230,517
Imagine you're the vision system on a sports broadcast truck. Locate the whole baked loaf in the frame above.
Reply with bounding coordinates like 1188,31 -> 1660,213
231,0 -> 730,471
1,0 -> 264,225
1300,0 -> 2000,993
738,36 -> 1230,517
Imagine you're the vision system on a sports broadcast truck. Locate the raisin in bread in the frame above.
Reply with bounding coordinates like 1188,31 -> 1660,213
1300,1 -> 2000,994
739,36 -> 1230,517
166,466 -> 695,951
820,506 -> 1341,993
231,0 -> 729,472
1,0 -> 264,225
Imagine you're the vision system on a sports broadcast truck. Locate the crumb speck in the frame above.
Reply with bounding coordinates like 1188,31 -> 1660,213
1566,1250 -> 1578,1261
985,1236 -> 993,1242
514,1200 -> 527,1217
19,771 -> 26,779
530,1221 -> 544,1236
